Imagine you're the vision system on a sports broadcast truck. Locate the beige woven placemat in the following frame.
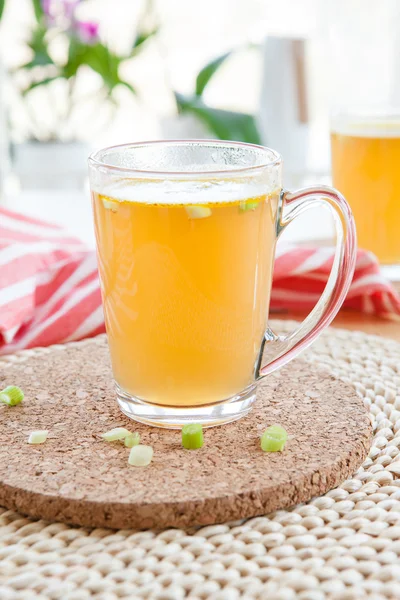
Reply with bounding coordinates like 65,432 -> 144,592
1,321 -> 400,600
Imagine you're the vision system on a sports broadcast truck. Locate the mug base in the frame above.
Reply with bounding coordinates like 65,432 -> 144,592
116,383 -> 257,429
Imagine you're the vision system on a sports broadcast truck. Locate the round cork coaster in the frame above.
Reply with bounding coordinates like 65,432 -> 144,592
0,335 -> 371,530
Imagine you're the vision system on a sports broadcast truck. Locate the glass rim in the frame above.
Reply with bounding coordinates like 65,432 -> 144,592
88,139 -> 282,177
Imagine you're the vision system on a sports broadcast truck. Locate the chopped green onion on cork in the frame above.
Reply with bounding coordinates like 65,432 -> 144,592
261,425 -> 288,452
128,445 -> 153,466
0,386 -> 24,406
28,430 -> 48,444
101,427 -> 131,442
182,423 -> 204,450
124,432 -> 140,448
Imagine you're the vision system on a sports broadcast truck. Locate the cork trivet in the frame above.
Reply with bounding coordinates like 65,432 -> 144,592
0,336 -> 371,530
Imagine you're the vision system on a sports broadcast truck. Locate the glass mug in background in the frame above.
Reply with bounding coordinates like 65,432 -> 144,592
88,141 -> 356,428
328,0 -> 400,273
331,116 -> 400,268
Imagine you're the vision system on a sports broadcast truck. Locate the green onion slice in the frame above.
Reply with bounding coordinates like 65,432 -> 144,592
182,423 -> 204,450
28,430 -> 48,444
185,205 -> 212,219
101,427 -> 131,442
124,432 -> 140,448
102,198 -> 119,212
0,386 -> 24,406
128,444 -> 153,466
239,199 -> 260,212
261,425 -> 288,452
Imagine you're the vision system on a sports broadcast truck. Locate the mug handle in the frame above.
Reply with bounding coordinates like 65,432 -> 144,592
258,185 -> 357,379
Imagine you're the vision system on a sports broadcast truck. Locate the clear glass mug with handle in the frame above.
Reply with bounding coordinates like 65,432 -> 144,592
88,140 -> 356,428
328,0 -> 400,277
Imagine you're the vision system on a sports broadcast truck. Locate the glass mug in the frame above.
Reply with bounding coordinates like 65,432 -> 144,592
88,140 -> 356,428
328,0 -> 400,273
331,117 -> 400,269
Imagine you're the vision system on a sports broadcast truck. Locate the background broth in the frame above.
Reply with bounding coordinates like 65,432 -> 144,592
331,120 -> 400,264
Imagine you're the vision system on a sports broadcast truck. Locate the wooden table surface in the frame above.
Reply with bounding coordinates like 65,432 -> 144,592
283,309 -> 400,342
303,280 -> 400,340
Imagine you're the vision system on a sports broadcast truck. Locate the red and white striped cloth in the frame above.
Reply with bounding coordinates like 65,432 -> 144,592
1,206 -> 400,354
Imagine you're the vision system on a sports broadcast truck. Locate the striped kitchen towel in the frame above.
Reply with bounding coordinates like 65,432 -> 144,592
1,206 -> 400,354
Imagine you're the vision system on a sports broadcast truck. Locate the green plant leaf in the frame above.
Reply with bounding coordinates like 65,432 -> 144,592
65,40 -> 113,80
65,39 -> 136,94
63,37 -> 89,78
86,43 -> 116,79
131,27 -> 158,56
119,80 -> 136,94
32,0 -> 44,22
195,52 -> 231,97
175,93 -> 261,144
85,44 -> 124,92
22,75 -> 61,95
22,24 -> 53,68
22,53 -> 53,69
0,0 -> 6,21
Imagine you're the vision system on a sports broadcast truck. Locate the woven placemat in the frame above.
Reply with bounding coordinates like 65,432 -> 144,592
1,321 -> 400,600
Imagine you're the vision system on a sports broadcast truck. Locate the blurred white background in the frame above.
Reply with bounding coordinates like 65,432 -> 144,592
0,0 -> 335,245
0,0 -> 329,156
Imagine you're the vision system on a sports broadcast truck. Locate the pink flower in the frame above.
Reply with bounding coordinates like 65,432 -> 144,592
41,0 -> 53,16
74,20 -> 99,43
64,0 -> 80,20
41,0 -> 80,24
